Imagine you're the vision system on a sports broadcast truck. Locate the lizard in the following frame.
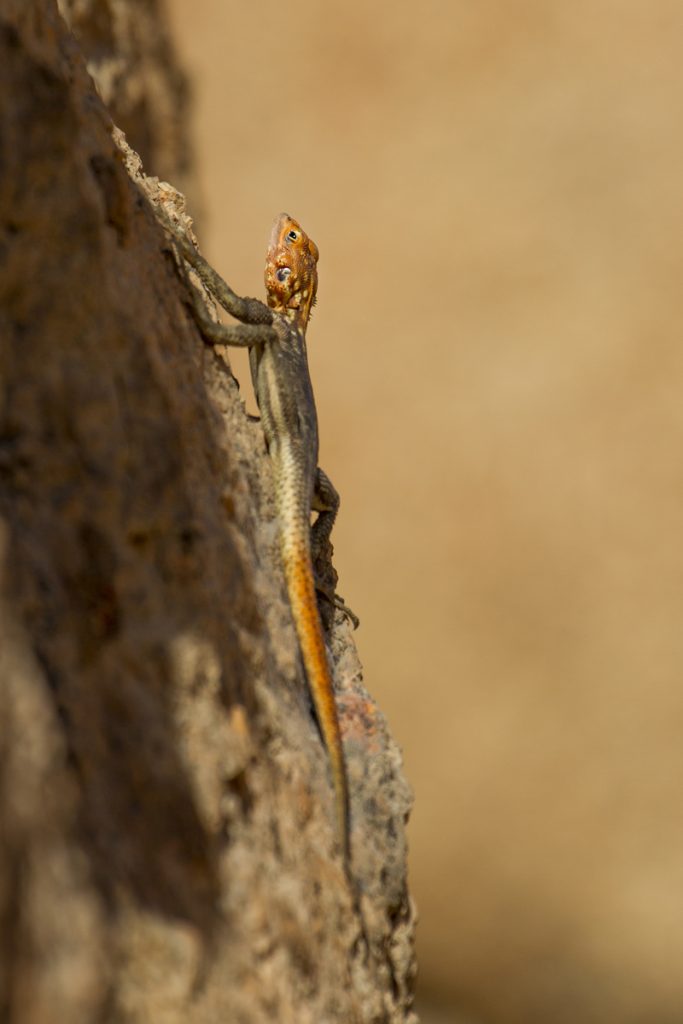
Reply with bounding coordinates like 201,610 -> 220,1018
158,207 -> 354,870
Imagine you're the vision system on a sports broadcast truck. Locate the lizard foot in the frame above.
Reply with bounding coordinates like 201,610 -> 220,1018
316,584 -> 360,630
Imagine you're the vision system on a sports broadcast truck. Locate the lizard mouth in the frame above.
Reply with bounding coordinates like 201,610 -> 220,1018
269,212 -> 292,251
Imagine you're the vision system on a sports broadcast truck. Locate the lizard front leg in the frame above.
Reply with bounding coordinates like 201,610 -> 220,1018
170,237 -> 277,349
157,203 -> 273,327
312,468 -> 359,630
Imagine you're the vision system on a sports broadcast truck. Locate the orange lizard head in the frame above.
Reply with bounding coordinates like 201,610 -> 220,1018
264,213 -> 319,328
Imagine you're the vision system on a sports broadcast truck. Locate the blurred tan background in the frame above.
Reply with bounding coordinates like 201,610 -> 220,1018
164,2 -> 683,1021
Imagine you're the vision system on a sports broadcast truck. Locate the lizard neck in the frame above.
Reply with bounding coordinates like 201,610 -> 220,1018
279,305 -> 310,335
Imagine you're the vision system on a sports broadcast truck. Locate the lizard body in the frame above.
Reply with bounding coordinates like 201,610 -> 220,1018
162,210 -> 351,867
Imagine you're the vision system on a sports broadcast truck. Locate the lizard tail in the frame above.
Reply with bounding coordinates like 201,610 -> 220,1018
281,532 -> 351,867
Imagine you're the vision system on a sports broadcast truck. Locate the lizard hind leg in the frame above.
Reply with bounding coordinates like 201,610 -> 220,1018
312,468 -> 359,630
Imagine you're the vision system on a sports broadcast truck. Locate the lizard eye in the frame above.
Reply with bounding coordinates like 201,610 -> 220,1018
287,229 -> 299,242
276,266 -> 291,282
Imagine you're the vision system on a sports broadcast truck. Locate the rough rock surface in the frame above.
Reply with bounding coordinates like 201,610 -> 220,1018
58,0 -> 194,194
0,3 -> 416,1022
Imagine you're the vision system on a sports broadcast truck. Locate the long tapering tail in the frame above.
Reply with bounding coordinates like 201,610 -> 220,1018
280,531 -> 351,866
